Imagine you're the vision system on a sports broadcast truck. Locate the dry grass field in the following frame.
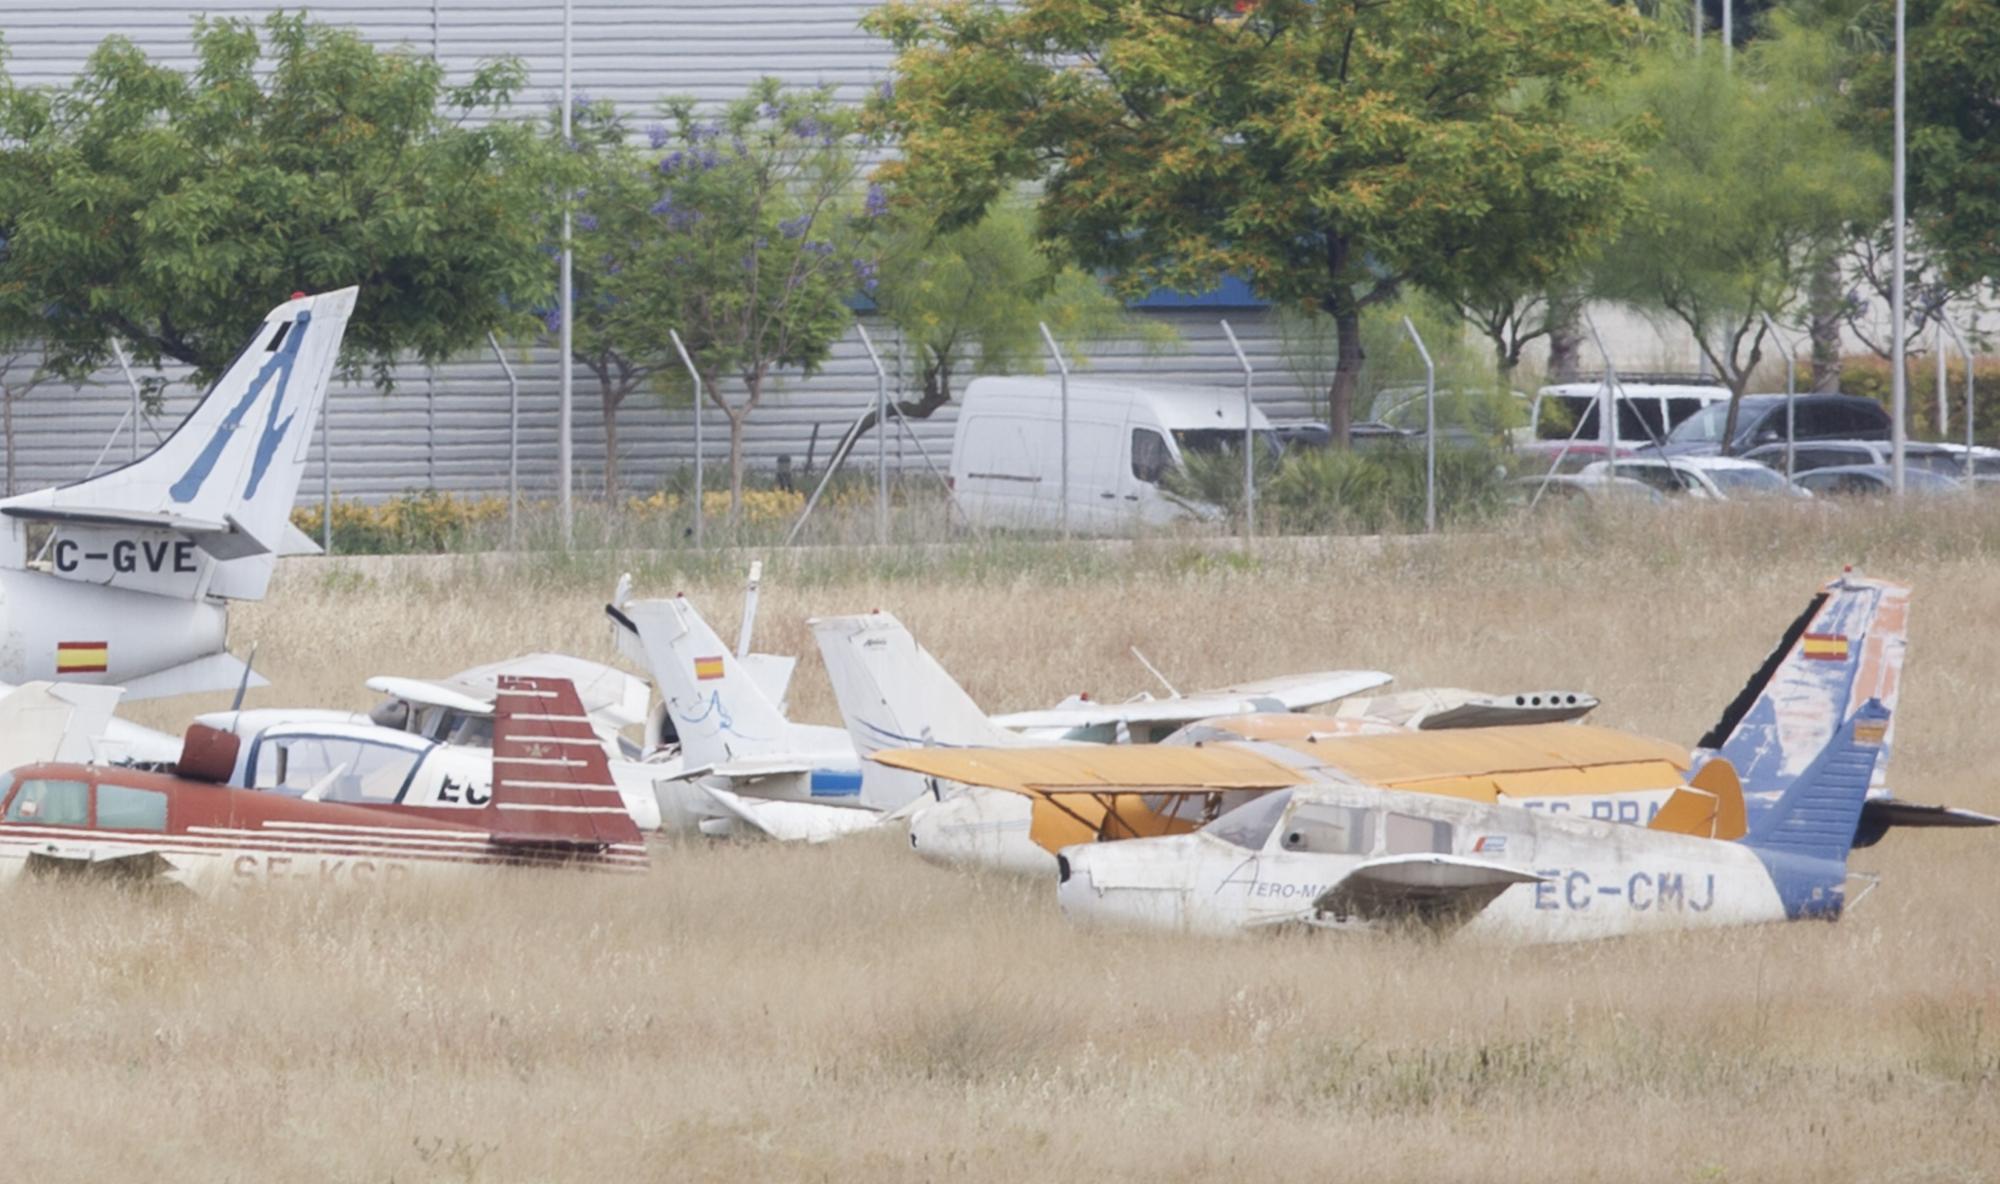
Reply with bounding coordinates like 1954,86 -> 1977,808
7,504 -> 2000,1182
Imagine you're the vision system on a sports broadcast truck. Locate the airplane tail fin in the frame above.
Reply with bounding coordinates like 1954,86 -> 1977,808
486,675 -> 645,854
613,594 -> 797,766
1697,572 -> 1908,800
0,288 -> 358,603
1743,699 -> 1888,867
810,612 -> 1021,813
810,612 -> 1021,753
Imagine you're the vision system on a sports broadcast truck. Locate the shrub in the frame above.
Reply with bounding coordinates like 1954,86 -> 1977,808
1265,444 -> 1504,534
1839,354 -> 2000,444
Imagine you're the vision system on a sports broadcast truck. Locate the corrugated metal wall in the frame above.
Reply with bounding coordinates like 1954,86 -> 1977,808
0,0 -> 1698,501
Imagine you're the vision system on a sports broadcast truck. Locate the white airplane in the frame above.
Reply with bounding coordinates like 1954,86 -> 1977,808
1048,699 -> 1894,942
0,289 -> 355,700
607,586 -> 881,842
191,654 -> 667,831
810,610 -> 1597,874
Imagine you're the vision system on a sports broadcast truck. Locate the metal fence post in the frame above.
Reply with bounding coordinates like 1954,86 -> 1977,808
489,332 -> 519,549
1940,317 -> 1977,484
320,366 -> 333,554
1402,317 -> 1437,533
1038,323 -> 1071,538
669,329 -> 704,547
1219,319 -> 1256,546
855,322 -> 890,545
110,339 -> 141,463
1760,315 -> 1798,481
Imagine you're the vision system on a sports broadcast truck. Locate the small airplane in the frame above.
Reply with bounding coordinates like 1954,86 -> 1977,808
812,609 -> 1600,874
0,289 -> 355,700
193,654 -> 667,832
0,675 -> 647,887
870,572 -> 1992,872
608,584 -> 881,842
1050,700 -> 1895,941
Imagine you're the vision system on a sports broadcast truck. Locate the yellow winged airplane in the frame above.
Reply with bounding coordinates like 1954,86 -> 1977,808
873,574 -> 1968,864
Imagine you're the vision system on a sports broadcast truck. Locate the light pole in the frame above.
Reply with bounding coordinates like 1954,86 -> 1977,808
1890,0 -> 1908,495
557,0 -> 576,545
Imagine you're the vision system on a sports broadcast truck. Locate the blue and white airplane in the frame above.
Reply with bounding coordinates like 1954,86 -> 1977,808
1047,700 -> 1904,941
0,288 -> 355,702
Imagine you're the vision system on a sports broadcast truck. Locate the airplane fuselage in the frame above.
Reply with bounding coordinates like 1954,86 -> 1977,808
0,566 -> 228,687
1054,787 -> 1820,943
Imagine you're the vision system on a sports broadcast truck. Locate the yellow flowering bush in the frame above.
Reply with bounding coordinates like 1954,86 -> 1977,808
292,490 -> 508,554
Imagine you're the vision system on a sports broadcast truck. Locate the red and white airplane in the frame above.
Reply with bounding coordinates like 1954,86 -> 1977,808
0,675 -> 647,887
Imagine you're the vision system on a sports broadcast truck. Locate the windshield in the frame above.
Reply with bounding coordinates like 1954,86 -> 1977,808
1203,789 -> 1293,850
1172,428 -> 1282,461
1667,402 -> 1732,444
1705,466 -> 1793,496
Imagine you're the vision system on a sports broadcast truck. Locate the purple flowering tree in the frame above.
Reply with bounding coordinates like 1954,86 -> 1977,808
647,81 -> 871,522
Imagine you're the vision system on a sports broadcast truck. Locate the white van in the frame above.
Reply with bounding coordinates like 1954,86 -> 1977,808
948,377 -> 1276,534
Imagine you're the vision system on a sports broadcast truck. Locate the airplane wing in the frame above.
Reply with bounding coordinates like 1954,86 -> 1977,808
871,743 -> 1309,794
1199,670 -> 1398,711
1305,854 -> 1546,929
118,652 -> 269,702
698,785 -> 881,843
991,671 -> 1393,732
364,675 -> 492,716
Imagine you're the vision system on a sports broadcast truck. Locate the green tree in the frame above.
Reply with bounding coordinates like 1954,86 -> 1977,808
864,0 -> 1643,444
0,14 -> 550,388
1591,27 -> 1885,450
641,81 -> 872,519
1850,0 -> 2000,290
539,98 -> 691,495
871,202 -> 1159,421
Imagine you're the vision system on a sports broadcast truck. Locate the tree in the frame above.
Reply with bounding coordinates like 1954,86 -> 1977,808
0,14 -> 551,389
645,81 -> 872,519
1850,0 -> 2000,291
864,0 -> 1644,444
540,99 -> 691,495
1591,27 -> 1884,450
871,202 -> 1158,422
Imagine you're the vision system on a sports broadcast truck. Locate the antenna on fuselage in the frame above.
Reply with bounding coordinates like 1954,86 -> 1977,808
229,642 -> 259,716
1130,647 -> 1181,700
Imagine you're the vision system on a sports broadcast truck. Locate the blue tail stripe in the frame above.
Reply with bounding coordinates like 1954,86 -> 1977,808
1744,700 -> 1889,920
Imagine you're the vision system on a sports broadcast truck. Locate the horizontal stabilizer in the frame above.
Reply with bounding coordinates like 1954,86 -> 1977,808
661,756 -> 816,784
1310,854 -> 1544,928
119,652 -> 269,702
2,504 -> 232,536
278,522 -> 324,557
1852,797 -> 2000,847
992,669 -> 1392,731
699,785 -> 882,843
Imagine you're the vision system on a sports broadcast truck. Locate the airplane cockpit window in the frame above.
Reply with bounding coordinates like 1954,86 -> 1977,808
1204,789 -> 1293,850
1385,812 -> 1453,855
441,712 -> 494,748
368,699 -> 413,732
1278,803 -> 1374,855
4,778 -> 90,826
96,785 -> 168,832
254,736 -> 421,804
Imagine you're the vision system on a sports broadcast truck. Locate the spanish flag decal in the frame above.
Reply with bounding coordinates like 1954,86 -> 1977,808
56,641 -> 109,674
694,655 -> 726,681
1801,633 -> 1850,661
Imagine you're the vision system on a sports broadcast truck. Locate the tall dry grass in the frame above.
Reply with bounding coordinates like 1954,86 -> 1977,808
12,501 -> 2000,1182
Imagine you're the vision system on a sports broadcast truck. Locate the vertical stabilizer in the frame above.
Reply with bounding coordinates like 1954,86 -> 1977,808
618,595 -> 798,766
1741,700 -> 1889,918
0,288 -> 358,602
1697,573 -> 1907,800
487,674 -> 644,850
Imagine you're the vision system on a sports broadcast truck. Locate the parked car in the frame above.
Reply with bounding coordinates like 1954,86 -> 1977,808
1506,472 -> 1666,508
948,377 -> 1277,534
1792,464 -> 1965,497
1661,393 -> 1891,456
1579,456 -> 1809,500
1740,438 -> 2000,479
